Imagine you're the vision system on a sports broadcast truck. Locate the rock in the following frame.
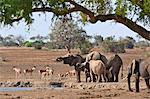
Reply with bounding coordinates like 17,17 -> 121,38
87,83 -> 96,89
13,81 -> 21,87
76,83 -> 85,89
49,82 -> 63,88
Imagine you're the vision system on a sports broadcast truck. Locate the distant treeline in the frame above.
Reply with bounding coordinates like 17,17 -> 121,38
0,34 -> 149,54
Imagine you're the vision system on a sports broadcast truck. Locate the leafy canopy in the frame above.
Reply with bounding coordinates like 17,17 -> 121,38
0,0 -> 149,39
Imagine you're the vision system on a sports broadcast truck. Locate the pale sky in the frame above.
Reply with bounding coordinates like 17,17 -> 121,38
0,12 -> 149,41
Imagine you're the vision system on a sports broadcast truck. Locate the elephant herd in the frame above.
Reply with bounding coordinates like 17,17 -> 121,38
56,51 -> 150,93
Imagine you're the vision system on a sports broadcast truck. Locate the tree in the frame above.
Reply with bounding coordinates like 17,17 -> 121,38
49,16 -> 91,50
2,35 -> 19,46
30,35 -> 48,49
0,35 -> 4,46
30,35 -> 49,42
15,35 -> 25,46
121,36 -> 135,49
93,35 -> 104,46
101,36 -> 125,53
0,0 -> 149,40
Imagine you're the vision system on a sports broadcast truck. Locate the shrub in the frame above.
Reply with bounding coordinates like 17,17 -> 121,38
77,40 -> 92,54
135,41 -> 150,48
33,41 -> 45,50
101,41 -> 125,53
24,41 -> 33,47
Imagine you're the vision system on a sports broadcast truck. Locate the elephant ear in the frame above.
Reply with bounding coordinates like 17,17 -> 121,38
100,54 -> 108,65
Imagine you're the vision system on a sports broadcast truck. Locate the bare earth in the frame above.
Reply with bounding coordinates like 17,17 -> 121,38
0,47 -> 150,99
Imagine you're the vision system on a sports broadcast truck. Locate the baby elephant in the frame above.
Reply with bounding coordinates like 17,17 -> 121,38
80,60 -> 111,82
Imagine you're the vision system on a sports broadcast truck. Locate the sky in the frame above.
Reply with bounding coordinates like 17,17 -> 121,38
0,12 -> 149,41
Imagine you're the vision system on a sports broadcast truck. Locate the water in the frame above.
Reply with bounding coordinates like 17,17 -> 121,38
0,86 -> 63,92
0,82 -> 64,92
0,87 -> 33,92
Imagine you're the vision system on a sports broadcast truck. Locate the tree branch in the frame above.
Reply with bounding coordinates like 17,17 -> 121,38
95,14 -> 150,40
10,0 -> 150,40
10,17 -> 23,23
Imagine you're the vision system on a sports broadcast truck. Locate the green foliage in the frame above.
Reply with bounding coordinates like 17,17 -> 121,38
0,0 -> 32,25
80,12 -> 87,25
101,41 -> 125,53
100,36 -> 125,53
33,40 -> 45,50
24,41 -> 33,47
0,0 -> 149,27
76,39 -> 92,54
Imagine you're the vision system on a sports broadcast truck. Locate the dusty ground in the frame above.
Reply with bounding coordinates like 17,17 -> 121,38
0,47 -> 150,99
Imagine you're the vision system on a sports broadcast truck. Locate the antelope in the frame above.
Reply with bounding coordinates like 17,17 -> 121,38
23,66 -> 36,78
46,67 -> 54,75
65,70 -> 76,77
12,66 -> 21,79
58,73 -> 66,81
39,66 -> 54,79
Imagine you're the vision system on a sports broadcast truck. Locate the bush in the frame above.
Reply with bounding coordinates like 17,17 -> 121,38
135,41 -> 150,48
3,41 -> 19,46
101,41 -> 125,53
77,40 -> 92,54
34,43 -> 42,49
124,41 -> 134,49
24,41 -> 33,47
33,41 -> 45,50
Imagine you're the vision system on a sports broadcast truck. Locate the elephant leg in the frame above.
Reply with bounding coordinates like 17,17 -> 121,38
110,70 -> 114,82
103,74 -> 106,82
135,73 -> 140,92
110,74 -> 114,82
103,72 -> 108,82
97,75 -> 101,83
86,76 -> 88,82
114,73 -> 119,82
90,69 -> 94,82
145,78 -> 150,92
89,76 -> 91,82
93,72 -> 96,82
85,74 -> 89,82
99,75 -> 102,82
127,73 -> 133,92
75,70 -> 81,83
106,73 -> 111,82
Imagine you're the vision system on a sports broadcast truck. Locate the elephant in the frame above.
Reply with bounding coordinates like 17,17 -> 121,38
82,63 -> 91,82
78,60 -> 111,82
106,54 -> 123,82
85,51 -> 108,65
82,51 -> 108,82
56,54 -> 85,82
128,58 -> 150,92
